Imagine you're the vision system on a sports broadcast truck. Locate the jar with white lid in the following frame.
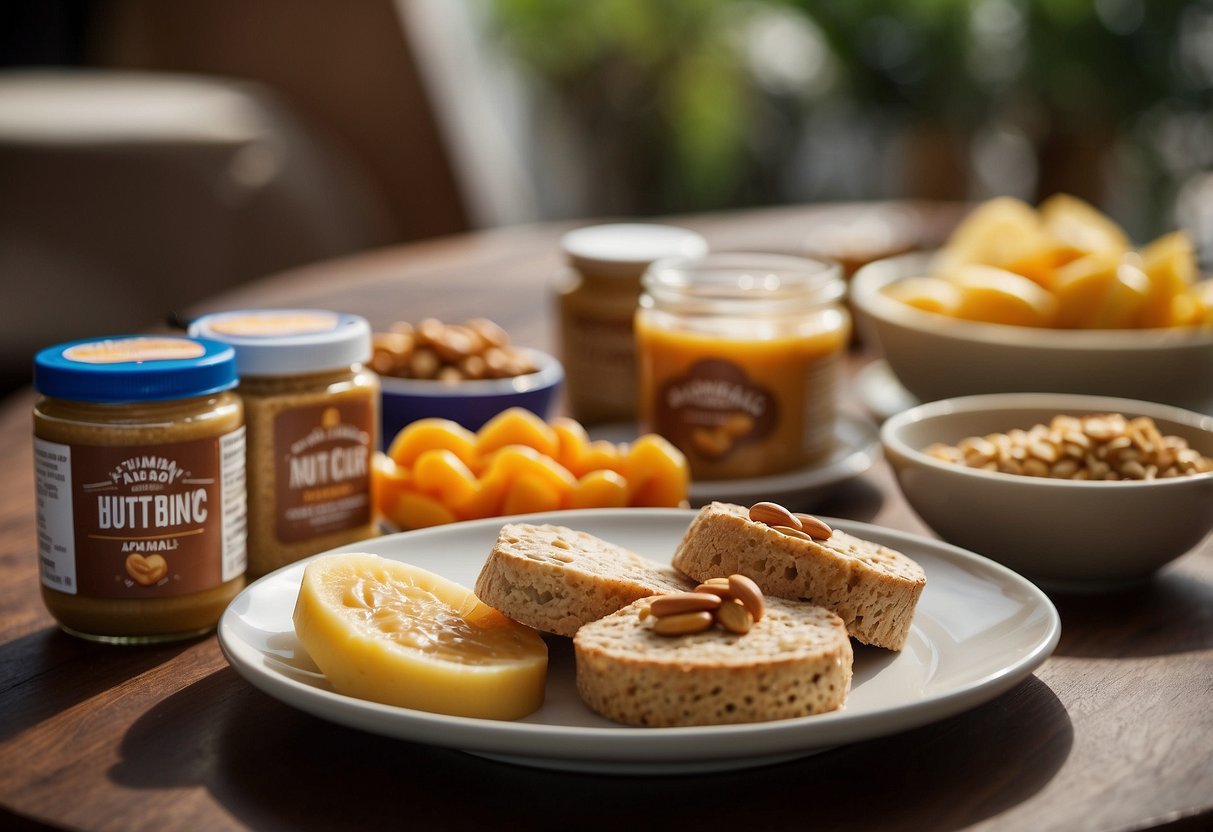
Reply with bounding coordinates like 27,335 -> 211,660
554,223 -> 708,425
636,253 -> 850,481
189,309 -> 379,577
33,335 -> 247,643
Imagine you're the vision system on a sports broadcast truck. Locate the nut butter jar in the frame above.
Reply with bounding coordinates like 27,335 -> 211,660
33,336 -> 247,643
554,223 -> 708,425
636,253 -> 850,481
189,309 -> 379,577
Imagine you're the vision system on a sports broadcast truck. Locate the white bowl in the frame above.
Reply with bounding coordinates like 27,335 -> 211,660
881,393 -> 1213,590
378,348 -> 563,446
851,252 -> 1213,414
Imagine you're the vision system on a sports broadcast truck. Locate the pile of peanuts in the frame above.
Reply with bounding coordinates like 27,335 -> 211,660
640,574 -> 766,636
747,501 -> 834,541
925,413 -> 1213,480
371,318 -> 537,382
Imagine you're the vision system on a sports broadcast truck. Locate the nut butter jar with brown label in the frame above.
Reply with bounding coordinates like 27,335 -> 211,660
33,336 -> 247,643
189,309 -> 379,577
636,253 -> 850,481
555,223 -> 708,425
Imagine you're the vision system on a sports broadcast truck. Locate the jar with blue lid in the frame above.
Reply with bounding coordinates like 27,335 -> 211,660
33,335 -> 247,643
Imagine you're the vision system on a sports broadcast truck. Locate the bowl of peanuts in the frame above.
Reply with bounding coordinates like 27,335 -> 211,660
372,318 -> 563,442
850,195 -> 1213,414
881,393 -> 1213,590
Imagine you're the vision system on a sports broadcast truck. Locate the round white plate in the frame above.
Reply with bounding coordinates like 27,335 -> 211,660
854,359 -> 920,422
218,508 -> 1060,775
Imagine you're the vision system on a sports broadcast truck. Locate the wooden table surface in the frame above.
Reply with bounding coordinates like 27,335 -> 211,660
2,202 -> 1211,832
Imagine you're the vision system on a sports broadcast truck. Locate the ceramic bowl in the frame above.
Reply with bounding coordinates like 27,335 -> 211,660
881,393 -> 1213,590
851,252 -> 1213,414
379,348 -> 563,446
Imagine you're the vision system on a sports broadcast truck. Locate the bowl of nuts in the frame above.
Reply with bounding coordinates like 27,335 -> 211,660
372,318 -> 563,442
881,393 -> 1213,590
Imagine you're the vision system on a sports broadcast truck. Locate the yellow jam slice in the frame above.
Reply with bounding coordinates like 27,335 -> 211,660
293,553 -> 547,719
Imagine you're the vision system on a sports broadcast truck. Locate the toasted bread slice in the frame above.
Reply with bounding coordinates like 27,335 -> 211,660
474,523 -> 696,637
574,596 -> 852,726
671,502 -> 925,650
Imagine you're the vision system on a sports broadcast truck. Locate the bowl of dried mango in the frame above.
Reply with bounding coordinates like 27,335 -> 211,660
372,407 -> 690,531
851,194 -> 1213,414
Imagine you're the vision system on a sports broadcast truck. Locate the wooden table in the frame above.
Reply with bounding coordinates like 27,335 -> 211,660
2,203 -> 1210,832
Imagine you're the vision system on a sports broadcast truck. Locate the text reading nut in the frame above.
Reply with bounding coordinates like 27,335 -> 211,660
748,501 -> 801,529
727,574 -> 765,623
652,610 -> 715,636
649,592 -> 724,617
793,513 -> 834,540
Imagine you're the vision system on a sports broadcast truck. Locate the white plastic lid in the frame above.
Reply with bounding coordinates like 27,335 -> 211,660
188,309 -> 372,376
560,223 -> 709,279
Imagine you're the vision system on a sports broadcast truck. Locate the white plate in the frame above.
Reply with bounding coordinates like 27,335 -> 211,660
218,508 -> 1060,775
592,413 -> 882,508
854,359 -> 921,422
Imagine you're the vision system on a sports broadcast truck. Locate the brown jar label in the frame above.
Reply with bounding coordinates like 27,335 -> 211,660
653,359 -> 778,461
273,400 -> 372,543
35,430 -> 247,598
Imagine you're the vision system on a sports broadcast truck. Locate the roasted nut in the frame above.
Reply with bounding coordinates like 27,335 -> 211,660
649,592 -> 723,617
652,610 -> 715,636
694,578 -> 734,600
372,318 -> 537,382
772,525 -> 815,541
923,413 -> 1213,481
727,574 -> 765,623
793,513 -> 833,540
716,599 -> 754,634
748,501 -> 801,529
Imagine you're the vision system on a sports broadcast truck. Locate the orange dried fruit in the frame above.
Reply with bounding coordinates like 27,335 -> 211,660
625,434 -> 690,507
387,418 -> 479,470
474,407 -> 559,459
412,449 -> 479,508
568,469 -> 630,509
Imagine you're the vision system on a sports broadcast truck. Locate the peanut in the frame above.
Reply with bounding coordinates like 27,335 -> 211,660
748,501 -> 801,529
371,318 -> 537,382
923,414 -> 1212,481
716,599 -> 754,635
727,574 -> 765,623
649,592 -> 723,617
652,610 -> 715,636
793,513 -> 834,540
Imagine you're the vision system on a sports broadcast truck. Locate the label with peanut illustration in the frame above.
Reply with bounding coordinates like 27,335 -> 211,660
652,359 -> 778,461
273,401 -> 373,543
34,430 -> 247,598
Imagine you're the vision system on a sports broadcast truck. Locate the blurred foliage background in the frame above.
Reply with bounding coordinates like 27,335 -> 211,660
487,0 -> 1213,249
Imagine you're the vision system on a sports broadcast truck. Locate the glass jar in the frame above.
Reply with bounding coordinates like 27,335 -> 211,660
554,223 -> 708,425
189,309 -> 379,577
636,253 -> 850,481
33,336 -> 246,643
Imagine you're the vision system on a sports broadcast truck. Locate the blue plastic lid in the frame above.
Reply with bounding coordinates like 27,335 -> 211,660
34,335 -> 238,403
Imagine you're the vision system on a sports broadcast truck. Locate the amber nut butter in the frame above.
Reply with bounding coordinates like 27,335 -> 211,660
189,309 -> 379,577
33,336 -> 246,643
636,253 -> 850,481
555,223 -> 708,424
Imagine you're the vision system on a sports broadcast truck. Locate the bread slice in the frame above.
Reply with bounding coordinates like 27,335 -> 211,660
671,502 -> 925,650
474,523 -> 696,637
574,596 -> 852,727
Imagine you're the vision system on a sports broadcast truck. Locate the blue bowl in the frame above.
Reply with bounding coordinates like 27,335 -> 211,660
378,348 -> 564,447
